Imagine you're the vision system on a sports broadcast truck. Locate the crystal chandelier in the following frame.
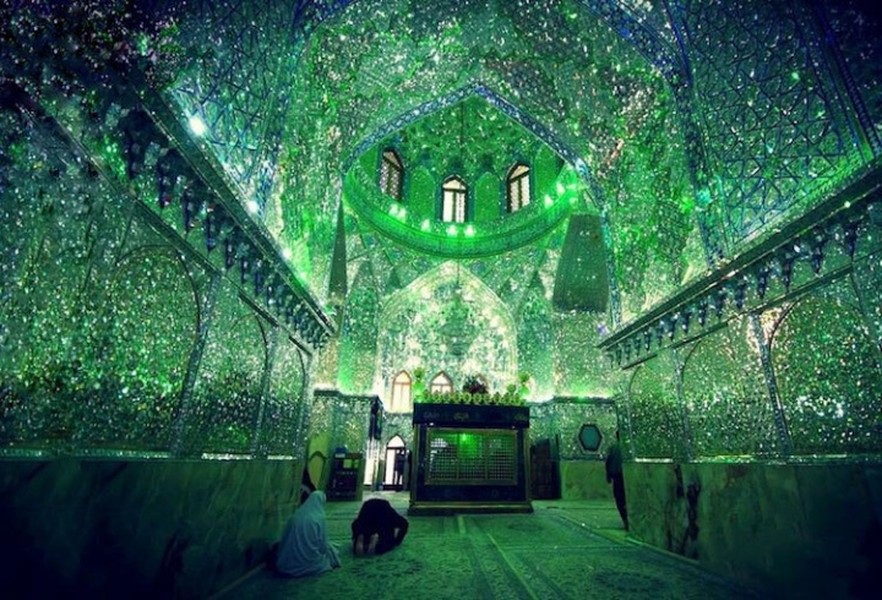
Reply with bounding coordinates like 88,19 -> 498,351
440,268 -> 476,358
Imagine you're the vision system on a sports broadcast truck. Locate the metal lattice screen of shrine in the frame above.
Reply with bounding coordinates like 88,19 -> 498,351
426,429 -> 518,486
410,403 -> 531,515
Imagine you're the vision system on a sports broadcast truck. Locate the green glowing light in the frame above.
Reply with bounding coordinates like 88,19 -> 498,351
456,432 -> 481,456
7,0 -> 877,465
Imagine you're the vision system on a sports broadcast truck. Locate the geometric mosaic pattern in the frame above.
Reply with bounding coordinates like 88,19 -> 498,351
682,0 -> 857,244
167,0 -> 298,212
145,0 -> 880,309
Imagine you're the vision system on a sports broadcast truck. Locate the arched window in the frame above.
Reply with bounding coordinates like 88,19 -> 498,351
379,149 -> 403,200
442,176 -> 468,223
430,371 -> 454,394
506,163 -> 530,213
390,370 -> 413,413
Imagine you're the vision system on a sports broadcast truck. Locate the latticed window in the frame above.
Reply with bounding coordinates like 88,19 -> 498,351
379,149 -> 403,200
442,176 -> 468,223
390,370 -> 412,413
506,163 -> 530,213
430,372 -> 454,394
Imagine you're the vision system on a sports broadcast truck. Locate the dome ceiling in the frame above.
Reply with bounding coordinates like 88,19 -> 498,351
344,94 -> 586,257
291,0 -> 676,176
150,0 -> 874,324
270,0 -> 697,305
360,95 -> 558,184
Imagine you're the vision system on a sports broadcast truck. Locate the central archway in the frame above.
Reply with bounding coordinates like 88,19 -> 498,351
376,261 -> 518,397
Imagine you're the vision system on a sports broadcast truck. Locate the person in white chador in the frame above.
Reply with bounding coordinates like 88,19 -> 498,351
275,491 -> 341,577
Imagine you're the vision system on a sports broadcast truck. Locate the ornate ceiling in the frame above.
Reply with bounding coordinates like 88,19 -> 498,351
269,0 -> 696,313
138,0 -> 875,321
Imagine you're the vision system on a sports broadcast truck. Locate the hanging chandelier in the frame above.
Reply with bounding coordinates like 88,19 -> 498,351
440,267 -> 476,358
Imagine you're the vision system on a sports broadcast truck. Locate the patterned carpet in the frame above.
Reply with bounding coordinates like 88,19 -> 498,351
223,493 -> 759,600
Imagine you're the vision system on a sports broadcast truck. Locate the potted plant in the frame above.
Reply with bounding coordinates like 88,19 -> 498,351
518,372 -> 531,399
412,367 -> 426,402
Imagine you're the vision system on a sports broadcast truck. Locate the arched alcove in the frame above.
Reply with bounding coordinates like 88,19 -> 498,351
189,281 -> 268,454
680,318 -> 778,458
770,285 -> 882,455
626,353 -> 680,459
377,261 -> 518,395
383,434 -> 408,489
265,337 -> 308,456
93,246 -> 199,449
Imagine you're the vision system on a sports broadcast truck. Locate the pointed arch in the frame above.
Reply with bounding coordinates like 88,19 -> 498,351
389,370 -> 413,413
430,371 -> 454,394
506,163 -> 531,213
378,261 -> 518,394
386,434 -> 406,448
441,175 -> 468,223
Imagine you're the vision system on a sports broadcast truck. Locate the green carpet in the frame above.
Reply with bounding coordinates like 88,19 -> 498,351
225,493 -> 759,599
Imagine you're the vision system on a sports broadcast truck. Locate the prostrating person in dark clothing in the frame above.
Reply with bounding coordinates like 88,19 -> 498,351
605,430 -> 628,531
351,498 -> 409,556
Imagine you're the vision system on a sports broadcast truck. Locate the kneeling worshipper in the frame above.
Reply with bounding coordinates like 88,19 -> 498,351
276,491 -> 341,577
351,498 -> 409,556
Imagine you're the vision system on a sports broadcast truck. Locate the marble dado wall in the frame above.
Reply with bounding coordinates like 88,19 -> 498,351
625,460 -> 882,598
0,458 -> 301,598
616,224 -> 882,595
0,82 -> 315,597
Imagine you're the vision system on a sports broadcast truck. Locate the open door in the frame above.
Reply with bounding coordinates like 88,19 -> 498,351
383,435 -> 406,491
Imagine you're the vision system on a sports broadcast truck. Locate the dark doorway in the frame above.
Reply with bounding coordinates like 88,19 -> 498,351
530,436 -> 560,499
383,435 -> 407,491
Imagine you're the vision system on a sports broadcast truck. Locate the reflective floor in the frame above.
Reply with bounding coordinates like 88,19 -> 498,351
223,492 -> 761,599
